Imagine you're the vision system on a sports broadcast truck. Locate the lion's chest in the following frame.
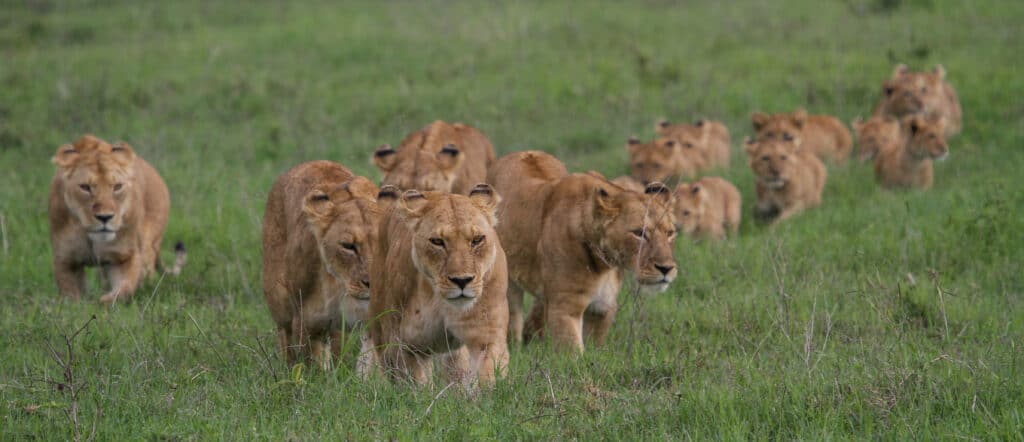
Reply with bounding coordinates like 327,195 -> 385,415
397,294 -> 452,353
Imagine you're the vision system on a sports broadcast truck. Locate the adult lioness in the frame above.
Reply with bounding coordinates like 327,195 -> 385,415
368,185 -> 509,388
752,109 -> 853,164
49,134 -> 183,305
262,161 -> 382,368
873,64 -> 962,137
372,120 -> 496,194
656,118 -> 732,169
488,151 -> 678,352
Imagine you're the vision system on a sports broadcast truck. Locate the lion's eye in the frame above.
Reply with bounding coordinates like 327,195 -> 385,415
921,87 -> 927,93
682,210 -> 691,216
683,143 -> 693,149
761,155 -> 770,161
113,183 -> 123,192
340,242 -> 357,253
780,155 -> 788,160
471,235 -> 485,246
79,184 -> 91,193
631,229 -> 645,239
429,238 -> 445,247
782,132 -> 794,141
632,163 -> 643,170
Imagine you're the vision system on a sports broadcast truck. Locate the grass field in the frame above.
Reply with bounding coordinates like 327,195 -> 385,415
2,0 -> 1023,439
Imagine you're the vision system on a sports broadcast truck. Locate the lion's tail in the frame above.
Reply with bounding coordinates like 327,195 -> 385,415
168,241 -> 187,276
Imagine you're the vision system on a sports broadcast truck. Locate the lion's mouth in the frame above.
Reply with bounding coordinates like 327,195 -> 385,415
763,178 -> 786,189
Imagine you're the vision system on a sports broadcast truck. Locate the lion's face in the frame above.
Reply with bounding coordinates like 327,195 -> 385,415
903,115 -> 948,161
52,135 -> 136,242
303,177 -> 382,301
372,143 -> 463,192
397,184 -> 501,310
672,182 -> 705,235
751,110 -> 805,143
882,65 -> 948,118
595,182 -> 678,291
746,138 -> 800,189
852,116 -> 901,162
627,137 -> 694,185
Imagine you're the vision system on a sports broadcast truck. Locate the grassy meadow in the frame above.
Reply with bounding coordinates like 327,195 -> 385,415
2,0 -> 1023,439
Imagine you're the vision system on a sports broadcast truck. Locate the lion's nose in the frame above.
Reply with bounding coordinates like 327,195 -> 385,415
448,276 -> 474,289
95,214 -> 113,224
654,264 -> 675,276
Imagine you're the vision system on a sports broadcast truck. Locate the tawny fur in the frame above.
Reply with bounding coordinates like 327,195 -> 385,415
852,115 -> 903,163
873,115 -> 949,190
49,134 -> 173,305
656,118 -> 732,169
626,136 -> 705,185
368,185 -> 509,389
873,64 -> 962,137
745,137 -> 827,225
673,177 -> 742,241
261,161 -> 382,369
752,109 -> 853,165
488,151 -> 678,352
372,120 -> 496,194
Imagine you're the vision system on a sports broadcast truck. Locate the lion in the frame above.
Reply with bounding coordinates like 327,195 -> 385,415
852,115 -> 902,163
751,109 -> 853,164
371,120 -> 496,194
673,177 -> 742,241
656,118 -> 732,169
610,175 -> 645,193
627,135 -> 705,185
368,184 -> 509,388
488,151 -> 678,352
873,64 -> 962,137
874,115 -> 948,190
49,134 -> 184,305
745,136 -> 827,224
261,160 -> 382,369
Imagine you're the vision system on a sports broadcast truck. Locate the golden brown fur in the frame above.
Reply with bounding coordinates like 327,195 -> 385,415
626,136 -> 704,185
656,118 -> 732,169
745,137 -> 827,224
874,64 -> 962,137
368,185 -> 509,388
874,115 -> 948,190
49,134 -> 177,305
673,177 -> 741,241
261,161 -> 382,368
372,120 -> 496,194
852,115 -> 902,163
488,151 -> 678,352
752,109 -> 853,164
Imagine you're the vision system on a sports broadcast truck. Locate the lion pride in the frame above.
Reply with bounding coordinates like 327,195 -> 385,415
262,161 -> 382,368
49,134 -> 183,305
368,185 -> 509,388
752,109 -> 852,164
874,115 -> 948,190
656,118 -> 732,169
745,137 -> 827,224
488,151 -> 678,352
372,120 -> 496,194
874,64 -> 962,137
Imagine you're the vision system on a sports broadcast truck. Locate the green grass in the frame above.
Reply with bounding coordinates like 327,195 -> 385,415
2,0 -> 1023,439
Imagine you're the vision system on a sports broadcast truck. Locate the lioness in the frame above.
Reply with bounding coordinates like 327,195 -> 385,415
368,185 -> 509,388
752,109 -> 852,164
489,151 -> 678,352
674,177 -> 741,241
372,120 -> 496,194
656,118 -> 732,169
852,115 -> 902,163
49,134 -> 183,305
745,137 -> 827,224
874,64 -> 962,137
627,135 -> 704,185
874,115 -> 948,190
262,161 -> 382,368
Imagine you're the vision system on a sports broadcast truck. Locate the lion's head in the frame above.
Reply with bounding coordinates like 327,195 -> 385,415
881,64 -> 949,118
745,136 -> 803,190
592,179 -> 678,291
52,135 -> 138,242
626,136 -> 698,185
387,184 -> 501,310
672,182 -> 706,236
852,115 -> 901,162
902,114 -> 948,161
302,176 -> 382,301
751,109 -> 806,143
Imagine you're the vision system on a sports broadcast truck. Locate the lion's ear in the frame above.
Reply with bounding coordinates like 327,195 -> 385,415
341,176 -> 379,201
655,119 -> 671,134
398,189 -> 429,219
892,63 -> 909,78
743,136 -> 758,156
303,189 -> 335,237
626,136 -> 641,154
376,185 -> 401,208
644,182 -> 673,207
751,112 -> 769,132
932,64 -> 946,80
109,141 -> 136,166
586,170 -> 608,181
593,186 -> 620,217
52,143 -> 79,169
372,144 -> 398,172
792,109 -> 808,128
436,143 -> 463,172
468,183 -> 501,224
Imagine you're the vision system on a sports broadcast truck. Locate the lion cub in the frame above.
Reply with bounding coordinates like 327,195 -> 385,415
656,118 -> 732,169
874,115 -> 948,190
852,115 -> 902,163
369,185 -> 509,388
874,64 -> 962,137
489,151 -> 678,352
627,135 -> 705,184
752,109 -> 852,164
745,137 -> 827,224
372,120 -> 496,194
262,161 -> 382,368
49,134 -> 183,305
673,177 -> 741,241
